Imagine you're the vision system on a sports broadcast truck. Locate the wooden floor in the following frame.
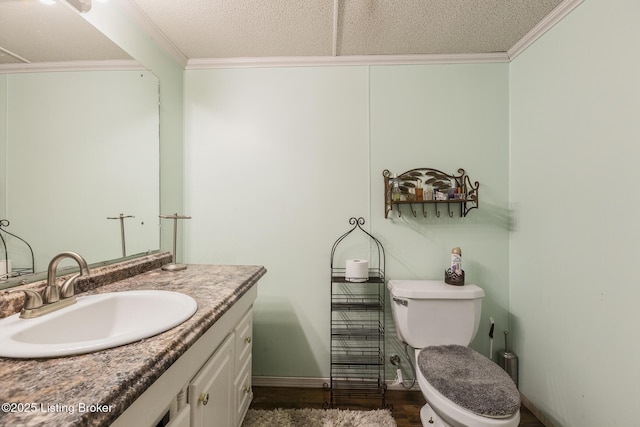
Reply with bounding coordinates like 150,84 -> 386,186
250,386 -> 544,427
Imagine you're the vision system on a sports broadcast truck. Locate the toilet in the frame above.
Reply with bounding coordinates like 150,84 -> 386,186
387,280 -> 520,427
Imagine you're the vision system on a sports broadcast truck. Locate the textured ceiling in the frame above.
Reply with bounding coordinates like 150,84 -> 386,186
0,0 -> 566,67
130,0 -> 564,59
0,0 -> 131,65
337,0 -> 564,55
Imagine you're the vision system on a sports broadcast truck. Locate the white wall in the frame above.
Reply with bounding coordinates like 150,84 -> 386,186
509,0 -> 640,425
184,63 -> 509,379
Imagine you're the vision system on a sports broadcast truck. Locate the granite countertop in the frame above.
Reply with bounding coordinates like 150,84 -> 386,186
0,253 -> 266,427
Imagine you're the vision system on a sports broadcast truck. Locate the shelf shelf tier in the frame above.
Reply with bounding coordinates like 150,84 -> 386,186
383,168 -> 479,218
325,377 -> 386,408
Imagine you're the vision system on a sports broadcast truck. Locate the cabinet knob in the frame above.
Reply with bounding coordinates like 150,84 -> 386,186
199,392 -> 209,406
243,385 -> 251,394
245,336 -> 252,344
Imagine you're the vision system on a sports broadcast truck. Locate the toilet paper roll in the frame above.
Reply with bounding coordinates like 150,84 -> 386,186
0,260 -> 12,276
345,259 -> 369,282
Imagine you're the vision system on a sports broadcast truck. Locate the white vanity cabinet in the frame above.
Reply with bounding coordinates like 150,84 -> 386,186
189,333 -> 235,427
166,405 -> 191,427
112,285 -> 257,427
233,308 -> 253,425
190,307 -> 253,427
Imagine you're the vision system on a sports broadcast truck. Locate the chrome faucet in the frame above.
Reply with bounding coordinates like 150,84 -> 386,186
45,251 -> 90,301
6,251 -> 89,319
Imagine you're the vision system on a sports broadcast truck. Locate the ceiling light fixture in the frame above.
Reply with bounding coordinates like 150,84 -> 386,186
38,0 -> 93,13
64,0 -> 92,13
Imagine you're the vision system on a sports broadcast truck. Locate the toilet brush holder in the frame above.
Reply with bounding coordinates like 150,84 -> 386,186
498,331 -> 519,387
498,351 -> 519,387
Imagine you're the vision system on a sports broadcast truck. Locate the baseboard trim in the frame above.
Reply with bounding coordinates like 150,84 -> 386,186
520,393 -> 556,427
251,376 -> 420,391
252,376 -> 326,388
252,376 -> 556,424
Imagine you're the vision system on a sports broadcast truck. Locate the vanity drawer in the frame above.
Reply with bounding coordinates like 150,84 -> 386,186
234,356 -> 252,427
234,307 -> 253,375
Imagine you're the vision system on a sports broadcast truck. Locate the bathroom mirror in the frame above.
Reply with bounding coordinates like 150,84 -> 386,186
0,1 -> 160,289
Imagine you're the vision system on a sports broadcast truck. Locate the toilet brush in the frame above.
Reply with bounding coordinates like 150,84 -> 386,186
488,318 -> 495,360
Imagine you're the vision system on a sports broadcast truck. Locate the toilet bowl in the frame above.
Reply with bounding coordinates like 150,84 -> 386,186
418,373 -> 520,427
416,346 -> 520,427
387,280 -> 521,427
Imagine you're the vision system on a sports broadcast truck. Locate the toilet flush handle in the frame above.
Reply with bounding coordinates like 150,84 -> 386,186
392,297 -> 408,306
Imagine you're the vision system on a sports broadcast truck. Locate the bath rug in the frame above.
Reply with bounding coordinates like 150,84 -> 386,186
418,344 -> 520,418
242,408 -> 396,427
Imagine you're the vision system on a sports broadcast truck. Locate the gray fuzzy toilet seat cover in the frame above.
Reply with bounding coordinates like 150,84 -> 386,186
418,345 -> 520,418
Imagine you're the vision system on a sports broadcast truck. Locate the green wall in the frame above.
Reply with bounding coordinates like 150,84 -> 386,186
369,64 -> 510,366
81,0 -> 185,259
184,66 -> 371,377
7,1 -> 633,423
0,75 -> 6,219
3,71 -> 159,270
509,0 -> 640,425
183,63 -> 509,379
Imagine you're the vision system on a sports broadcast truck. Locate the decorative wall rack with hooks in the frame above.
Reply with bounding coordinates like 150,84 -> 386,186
383,168 -> 479,219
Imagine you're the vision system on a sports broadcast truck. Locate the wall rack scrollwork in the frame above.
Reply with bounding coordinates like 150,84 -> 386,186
383,168 -> 479,218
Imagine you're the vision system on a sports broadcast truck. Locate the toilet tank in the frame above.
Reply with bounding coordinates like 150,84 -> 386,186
387,280 -> 485,349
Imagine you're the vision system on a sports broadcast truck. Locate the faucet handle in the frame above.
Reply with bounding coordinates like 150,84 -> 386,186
60,273 -> 81,299
42,285 -> 60,304
5,289 -> 43,310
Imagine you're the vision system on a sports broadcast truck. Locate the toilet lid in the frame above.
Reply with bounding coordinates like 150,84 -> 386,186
418,345 -> 520,418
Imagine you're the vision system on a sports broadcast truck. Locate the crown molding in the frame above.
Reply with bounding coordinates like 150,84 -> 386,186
0,60 -> 145,74
186,52 -> 510,70
117,0 -> 189,68
124,0 -> 581,70
3,0 -> 580,74
508,0 -> 585,60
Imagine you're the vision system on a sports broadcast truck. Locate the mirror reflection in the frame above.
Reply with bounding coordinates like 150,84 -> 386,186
0,70 -> 160,288
1,2 -> 161,288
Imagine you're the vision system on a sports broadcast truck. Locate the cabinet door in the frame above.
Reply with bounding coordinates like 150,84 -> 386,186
189,333 -> 235,427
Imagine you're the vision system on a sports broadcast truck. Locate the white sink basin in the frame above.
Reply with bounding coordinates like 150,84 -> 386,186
0,290 -> 197,359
